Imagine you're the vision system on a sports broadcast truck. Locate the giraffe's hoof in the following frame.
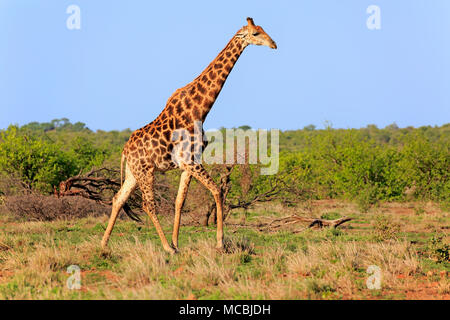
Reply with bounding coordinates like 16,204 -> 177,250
165,246 -> 178,255
215,244 -> 225,253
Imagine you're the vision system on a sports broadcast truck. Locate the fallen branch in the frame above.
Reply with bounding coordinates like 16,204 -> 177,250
56,167 -> 143,222
260,215 -> 352,232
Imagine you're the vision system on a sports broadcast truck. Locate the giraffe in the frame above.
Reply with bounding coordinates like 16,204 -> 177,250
101,17 -> 277,254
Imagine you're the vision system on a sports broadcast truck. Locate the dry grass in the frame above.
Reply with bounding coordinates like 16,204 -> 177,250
0,200 -> 448,300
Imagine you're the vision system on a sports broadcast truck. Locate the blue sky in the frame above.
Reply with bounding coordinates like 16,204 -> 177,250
0,0 -> 449,131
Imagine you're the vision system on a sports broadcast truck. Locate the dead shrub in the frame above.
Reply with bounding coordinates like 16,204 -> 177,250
4,195 -> 109,221
0,172 -> 31,196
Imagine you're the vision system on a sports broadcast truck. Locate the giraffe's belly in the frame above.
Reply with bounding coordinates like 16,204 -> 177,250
154,158 -> 178,171
168,137 -> 208,169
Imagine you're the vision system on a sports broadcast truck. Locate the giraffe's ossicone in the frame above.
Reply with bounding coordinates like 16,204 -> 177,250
101,17 -> 277,254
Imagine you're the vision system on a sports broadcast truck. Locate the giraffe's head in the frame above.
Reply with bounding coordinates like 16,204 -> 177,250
237,17 -> 277,49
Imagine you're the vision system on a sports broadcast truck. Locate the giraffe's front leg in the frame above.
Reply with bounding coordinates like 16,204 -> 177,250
172,171 -> 192,250
183,164 -> 224,250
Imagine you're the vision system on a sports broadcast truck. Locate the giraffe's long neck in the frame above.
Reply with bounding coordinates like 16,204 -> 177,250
194,35 -> 247,121
165,34 -> 247,126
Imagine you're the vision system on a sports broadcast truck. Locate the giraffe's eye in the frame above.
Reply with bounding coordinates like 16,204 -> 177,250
252,32 -> 260,36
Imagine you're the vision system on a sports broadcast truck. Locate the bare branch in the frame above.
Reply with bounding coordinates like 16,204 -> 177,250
259,215 -> 352,232
56,167 -> 143,222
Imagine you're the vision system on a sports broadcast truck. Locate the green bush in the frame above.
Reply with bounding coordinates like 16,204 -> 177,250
0,126 -> 109,194
0,119 -> 448,208
0,126 -> 75,193
400,133 -> 450,202
275,127 -> 449,208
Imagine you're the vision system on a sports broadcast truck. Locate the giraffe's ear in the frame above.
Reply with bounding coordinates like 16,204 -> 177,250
247,17 -> 255,27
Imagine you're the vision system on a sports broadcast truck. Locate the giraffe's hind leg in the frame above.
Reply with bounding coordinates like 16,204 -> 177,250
172,170 -> 192,250
139,167 -> 176,254
183,164 -> 224,250
101,164 -> 137,249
